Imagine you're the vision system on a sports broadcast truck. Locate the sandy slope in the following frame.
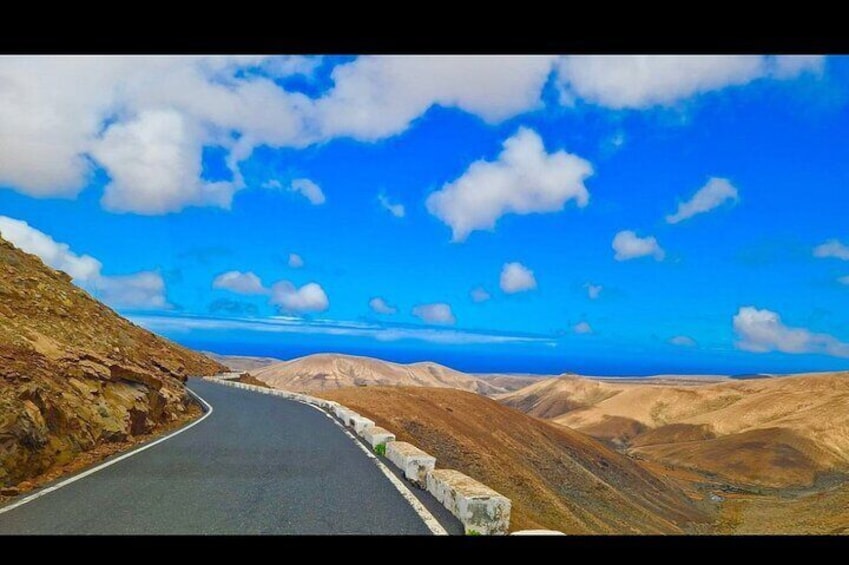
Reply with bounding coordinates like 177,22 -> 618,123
201,351 -> 282,372
319,386 -> 709,533
500,373 -> 849,488
251,353 -> 508,395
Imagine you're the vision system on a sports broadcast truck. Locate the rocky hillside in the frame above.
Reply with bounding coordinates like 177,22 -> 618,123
319,386 -> 709,533
500,373 -> 849,489
251,353 -> 507,395
0,236 -> 225,488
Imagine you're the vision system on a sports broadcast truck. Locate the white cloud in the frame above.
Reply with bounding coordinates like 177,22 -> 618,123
0,56 -> 313,212
733,306 -> 849,358
369,297 -> 398,315
585,283 -> 602,299
574,321 -> 593,334
378,193 -> 405,218
669,335 -> 697,347
500,262 -> 537,294
412,303 -> 456,325
771,55 -> 825,79
556,55 -> 824,109
0,215 -> 166,309
132,313 -> 554,346
0,215 -> 101,281
839,276 -> 849,286
612,230 -> 665,261
426,127 -> 593,241
288,253 -> 304,268
666,177 -> 739,224
270,281 -> 329,313
314,55 -> 556,140
470,287 -> 491,303
92,109 -> 236,214
288,178 -> 326,205
814,239 -> 849,260
212,271 -> 268,295
93,271 -> 169,309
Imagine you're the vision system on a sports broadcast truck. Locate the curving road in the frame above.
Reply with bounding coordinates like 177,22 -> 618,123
0,379 -> 455,534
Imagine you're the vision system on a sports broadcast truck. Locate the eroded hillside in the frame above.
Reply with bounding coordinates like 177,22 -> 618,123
0,236 -> 225,488
319,386 -> 710,533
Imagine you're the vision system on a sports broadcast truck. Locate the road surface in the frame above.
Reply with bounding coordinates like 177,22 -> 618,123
0,379 -> 451,534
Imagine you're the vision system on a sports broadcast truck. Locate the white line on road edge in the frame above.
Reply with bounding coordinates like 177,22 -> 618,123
0,386 -> 215,516
311,406 -> 448,536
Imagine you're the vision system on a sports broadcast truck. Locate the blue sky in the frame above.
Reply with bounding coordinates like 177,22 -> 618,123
1,55 -> 848,375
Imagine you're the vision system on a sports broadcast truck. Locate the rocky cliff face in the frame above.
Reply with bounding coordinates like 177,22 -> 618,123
0,236 -> 226,487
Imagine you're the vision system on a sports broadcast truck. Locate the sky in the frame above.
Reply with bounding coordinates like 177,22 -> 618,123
1,54 -> 848,375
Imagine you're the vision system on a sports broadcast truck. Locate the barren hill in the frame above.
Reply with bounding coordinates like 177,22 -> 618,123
500,373 -> 849,489
201,351 -> 282,372
0,236 -> 225,488
251,353 -> 508,395
318,386 -> 709,533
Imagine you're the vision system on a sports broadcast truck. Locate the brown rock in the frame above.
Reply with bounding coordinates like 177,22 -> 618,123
0,235 -> 227,487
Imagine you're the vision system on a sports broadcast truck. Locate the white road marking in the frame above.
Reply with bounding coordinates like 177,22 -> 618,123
0,386 -> 214,516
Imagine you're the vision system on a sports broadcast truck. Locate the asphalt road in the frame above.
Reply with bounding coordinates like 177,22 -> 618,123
0,379 -> 445,534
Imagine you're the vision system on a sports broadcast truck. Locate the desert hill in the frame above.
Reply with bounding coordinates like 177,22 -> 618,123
201,351 -> 282,372
500,373 -> 849,489
318,386 -> 709,533
0,236 -> 225,488
250,353 -> 509,395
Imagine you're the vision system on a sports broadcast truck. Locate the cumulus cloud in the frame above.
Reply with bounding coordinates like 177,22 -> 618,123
0,215 -> 167,309
574,321 -> 593,334
314,55 -> 556,140
93,271 -> 169,309
92,109 -> 236,214
288,253 -> 304,268
669,335 -> 697,347
212,271 -> 268,295
585,283 -> 602,299
0,215 -> 101,281
270,281 -> 329,313
0,56 -> 315,212
666,177 -> 739,224
813,239 -> 849,260
470,286 -> 491,303
369,297 -> 398,315
378,193 -> 405,218
412,303 -> 456,325
500,262 -> 537,294
556,55 -> 824,109
426,127 -> 593,241
733,306 -> 849,358
612,230 -> 665,261
288,178 -> 326,205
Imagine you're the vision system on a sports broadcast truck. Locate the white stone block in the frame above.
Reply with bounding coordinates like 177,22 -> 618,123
334,405 -> 353,423
426,469 -> 511,535
350,415 -> 375,436
363,427 -> 395,449
385,441 -> 435,487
